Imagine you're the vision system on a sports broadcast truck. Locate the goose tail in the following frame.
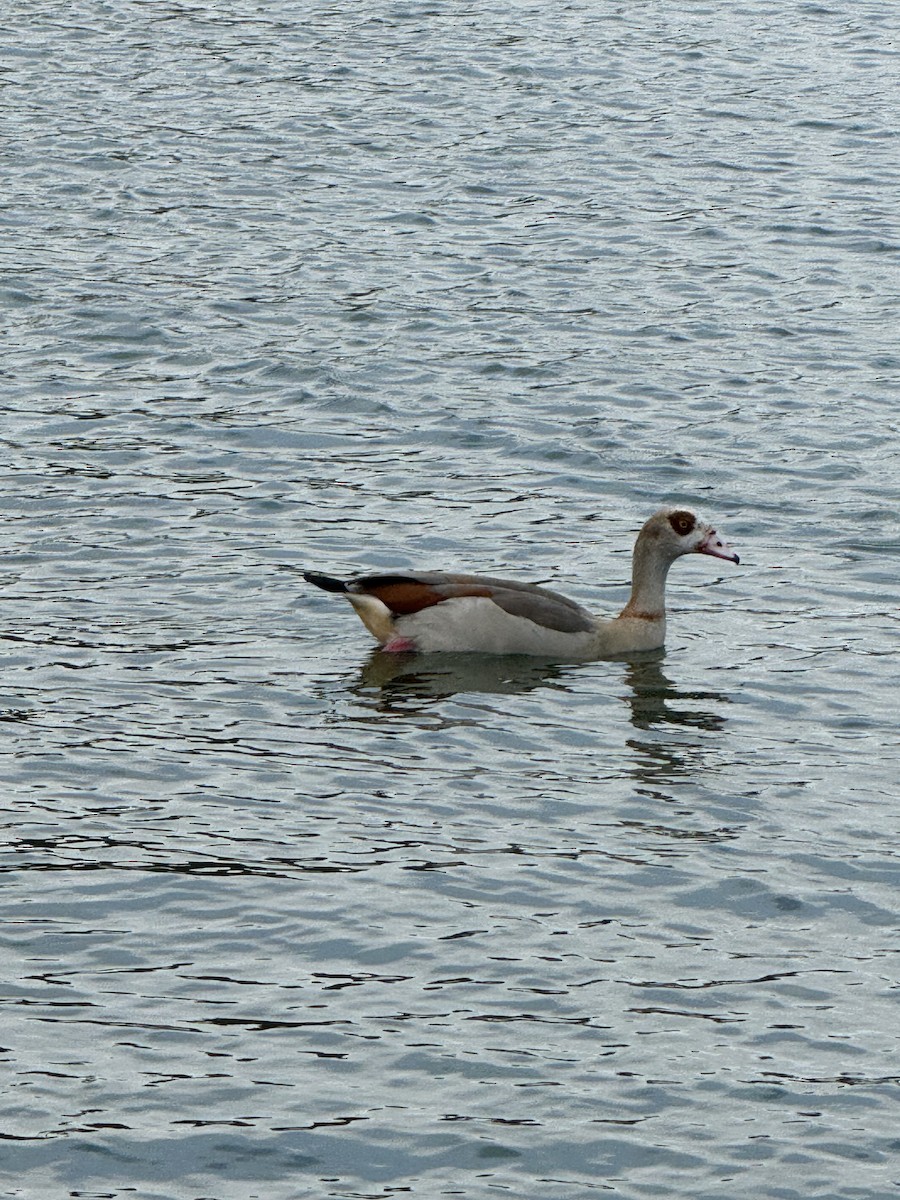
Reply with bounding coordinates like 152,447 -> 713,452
303,571 -> 349,594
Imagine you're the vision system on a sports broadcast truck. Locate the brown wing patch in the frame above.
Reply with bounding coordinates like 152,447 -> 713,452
352,575 -> 492,616
668,510 -> 696,537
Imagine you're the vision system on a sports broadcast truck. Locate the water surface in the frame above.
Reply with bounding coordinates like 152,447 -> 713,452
2,2 -> 899,1198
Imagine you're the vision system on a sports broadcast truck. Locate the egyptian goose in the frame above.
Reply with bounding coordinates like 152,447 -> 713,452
304,507 -> 739,657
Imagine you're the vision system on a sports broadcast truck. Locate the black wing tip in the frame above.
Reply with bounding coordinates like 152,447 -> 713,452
303,571 -> 348,593
355,573 -> 418,589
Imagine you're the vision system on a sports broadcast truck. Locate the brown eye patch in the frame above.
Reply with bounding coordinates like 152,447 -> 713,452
668,510 -> 696,537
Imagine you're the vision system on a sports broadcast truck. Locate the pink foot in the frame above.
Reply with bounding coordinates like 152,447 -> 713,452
382,635 -> 418,653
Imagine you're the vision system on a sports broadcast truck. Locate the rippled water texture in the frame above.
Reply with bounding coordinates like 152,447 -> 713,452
3,2 -> 899,1198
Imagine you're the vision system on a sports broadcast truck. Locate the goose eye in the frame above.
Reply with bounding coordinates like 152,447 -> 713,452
668,510 -> 696,537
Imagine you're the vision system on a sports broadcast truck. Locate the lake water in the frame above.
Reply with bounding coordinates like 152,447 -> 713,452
3,2 -> 899,1197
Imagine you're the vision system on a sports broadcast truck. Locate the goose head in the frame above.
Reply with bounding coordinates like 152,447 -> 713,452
638,508 -> 740,565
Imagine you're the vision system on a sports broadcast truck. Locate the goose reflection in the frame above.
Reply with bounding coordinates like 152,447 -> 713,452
355,648 -> 575,702
621,655 -> 730,787
622,656 -> 728,732
353,648 -> 728,734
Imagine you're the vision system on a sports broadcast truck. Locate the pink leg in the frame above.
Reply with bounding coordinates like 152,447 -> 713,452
382,635 -> 418,653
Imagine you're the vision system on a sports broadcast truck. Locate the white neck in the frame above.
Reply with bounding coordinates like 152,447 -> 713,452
618,539 -> 673,620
